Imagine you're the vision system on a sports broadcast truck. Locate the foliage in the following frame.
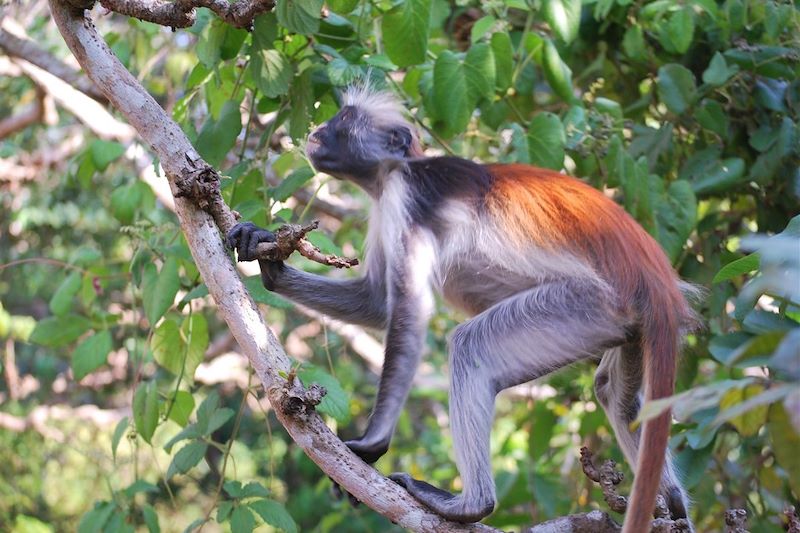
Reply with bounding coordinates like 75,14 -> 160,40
0,0 -> 798,532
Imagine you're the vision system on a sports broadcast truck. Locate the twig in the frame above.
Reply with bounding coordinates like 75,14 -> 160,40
724,509 -> 748,533
96,0 -> 276,29
252,221 -> 359,268
579,446 -> 628,513
0,87 -> 43,139
786,506 -> 800,533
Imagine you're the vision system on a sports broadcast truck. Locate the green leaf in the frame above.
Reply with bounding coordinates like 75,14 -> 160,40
229,506 -> 256,533
167,441 -> 208,478
541,39 -> 574,103
111,416 -> 129,460
89,140 -> 125,171
141,257 -> 180,326
657,64 -> 697,115
205,407 -> 235,435
463,43 -> 496,106
527,112 -> 565,170
224,480 -> 244,498
151,319 -> 182,375
163,424 -> 202,454
653,179 -> 697,263
249,499 -> 298,533
195,100 -> 242,167
142,504 -> 160,533
717,384 -> 769,436
622,25 -> 646,61
72,330 -> 112,380
382,0 -> 430,67
470,15 -> 495,44
133,381 -> 160,444
543,0 -> 582,43
690,157 -> 746,196
240,482 -> 271,499
123,480 -> 159,498
77,502 -> 115,533
490,32 -> 513,92
769,402 -> 800,497
326,57 -> 361,86
197,19 -> 225,69
713,253 -> 760,283
695,100 -> 729,138
181,314 -> 208,382
252,14 -> 278,50
110,182 -> 153,224
702,52 -> 739,86
661,7 -> 694,54
270,167 -> 314,202
433,51 -> 470,135
49,271 -> 82,316
29,314 -> 92,347
288,69 -> 313,141
276,0 -> 323,35
250,49 -> 292,98
243,276 -> 293,309
299,366 -> 350,423
328,0 -> 358,14
168,391 -> 195,427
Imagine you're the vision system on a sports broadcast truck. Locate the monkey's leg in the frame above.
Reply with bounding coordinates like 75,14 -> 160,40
595,345 -> 690,521
391,278 -> 626,522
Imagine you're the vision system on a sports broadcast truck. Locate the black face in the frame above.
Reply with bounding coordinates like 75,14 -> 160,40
306,105 -> 414,188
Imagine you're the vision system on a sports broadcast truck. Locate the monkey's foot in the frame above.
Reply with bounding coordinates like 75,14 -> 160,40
389,473 -> 494,523
345,437 -> 389,465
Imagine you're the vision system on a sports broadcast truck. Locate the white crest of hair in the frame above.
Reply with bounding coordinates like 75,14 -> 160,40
343,84 -> 413,131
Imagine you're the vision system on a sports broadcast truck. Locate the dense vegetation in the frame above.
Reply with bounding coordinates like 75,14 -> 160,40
0,0 -> 798,531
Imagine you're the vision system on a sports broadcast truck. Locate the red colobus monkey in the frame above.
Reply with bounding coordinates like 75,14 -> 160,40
227,86 -> 696,531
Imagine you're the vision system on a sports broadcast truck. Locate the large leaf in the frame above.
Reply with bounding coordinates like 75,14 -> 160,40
249,499 -> 298,533
527,112 -> 565,170
133,381 -> 160,444
769,402 -> 800,497
382,0 -> 430,67
250,49 -> 292,98
195,100 -> 242,167
152,319 -> 181,375
702,52 -> 739,86
72,330 -> 113,380
717,383 -> 769,436
29,314 -> 92,347
543,0 -> 582,43
49,271 -> 82,316
490,32 -> 513,92
660,7 -> 694,54
463,43 -> 496,106
541,39 -> 574,103
433,51 -> 470,135
657,64 -> 697,115
713,253 -> 760,283
276,0 -> 323,35
653,179 -> 697,263
167,441 -> 208,478
141,258 -> 180,326
181,314 -> 208,382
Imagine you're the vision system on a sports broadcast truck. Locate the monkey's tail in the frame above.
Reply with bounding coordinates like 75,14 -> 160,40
621,282 -> 683,533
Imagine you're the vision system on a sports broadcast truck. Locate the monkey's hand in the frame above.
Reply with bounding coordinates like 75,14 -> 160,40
344,436 -> 389,465
226,222 -> 284,291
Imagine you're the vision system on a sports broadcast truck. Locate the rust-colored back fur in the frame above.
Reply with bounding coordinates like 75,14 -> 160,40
486,164 -> 690,532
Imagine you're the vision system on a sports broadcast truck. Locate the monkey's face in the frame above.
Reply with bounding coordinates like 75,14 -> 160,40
306,105 -> 414,187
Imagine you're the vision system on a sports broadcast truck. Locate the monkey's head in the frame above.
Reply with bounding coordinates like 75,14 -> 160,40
306,87 -> 422,190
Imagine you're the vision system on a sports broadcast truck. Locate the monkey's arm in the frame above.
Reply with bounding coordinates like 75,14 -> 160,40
345,232 -> 436,463
227,222 -> 387,329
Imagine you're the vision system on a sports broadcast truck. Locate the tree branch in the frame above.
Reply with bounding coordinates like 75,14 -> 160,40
0,18 -> 105,101
95,0 -> 275,29
47,3 -> 496,530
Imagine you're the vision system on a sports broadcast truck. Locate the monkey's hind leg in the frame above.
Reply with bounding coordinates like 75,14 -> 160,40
594,345 -> 690,521
390,278 -> 626,523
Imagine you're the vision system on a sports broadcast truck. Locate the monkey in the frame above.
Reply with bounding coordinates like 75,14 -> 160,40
226,86 -> 697,531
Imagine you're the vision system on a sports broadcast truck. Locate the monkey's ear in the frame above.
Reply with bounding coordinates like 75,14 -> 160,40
387,127 -> 413,155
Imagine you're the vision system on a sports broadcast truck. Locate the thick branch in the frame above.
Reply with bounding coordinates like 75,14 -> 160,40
47,3 -> 495,530
96,0 -> 275,29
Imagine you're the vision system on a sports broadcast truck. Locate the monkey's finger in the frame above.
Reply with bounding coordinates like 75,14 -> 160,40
225,221 -> 254,250
329,478 -> 361,507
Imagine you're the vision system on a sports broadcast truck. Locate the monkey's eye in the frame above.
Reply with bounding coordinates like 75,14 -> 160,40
339,108 -> 352,122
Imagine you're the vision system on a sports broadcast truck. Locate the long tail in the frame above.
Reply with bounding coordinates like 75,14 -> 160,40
621,290 -> 680,533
